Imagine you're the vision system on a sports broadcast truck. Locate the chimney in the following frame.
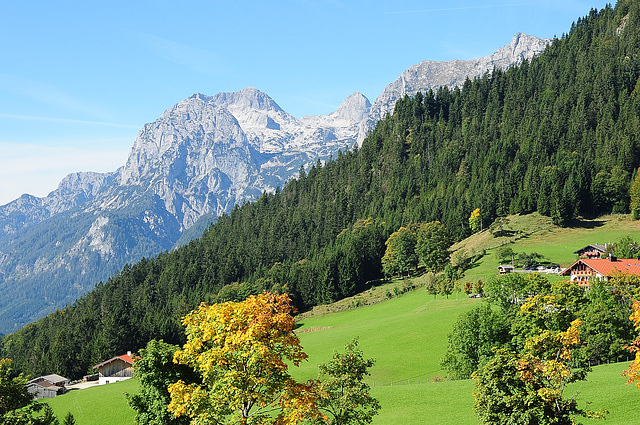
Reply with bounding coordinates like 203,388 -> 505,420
127,351 -> 132,357
609,253 -> 617,262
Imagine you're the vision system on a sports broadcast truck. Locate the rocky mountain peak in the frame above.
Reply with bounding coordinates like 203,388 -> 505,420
492,32 -> 551,65
120,98 -> 247,186
204,87 -> 285,114
331,92 -> 371,123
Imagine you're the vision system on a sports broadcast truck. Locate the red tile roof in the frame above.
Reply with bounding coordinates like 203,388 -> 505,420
560,258 -> 640,277
93,353 -> 133,370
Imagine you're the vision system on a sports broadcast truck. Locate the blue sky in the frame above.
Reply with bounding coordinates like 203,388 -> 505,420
0,0 -> 609,206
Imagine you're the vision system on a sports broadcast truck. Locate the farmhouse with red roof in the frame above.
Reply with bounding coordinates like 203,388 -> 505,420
559,255 -> 640,286
93,351 -> 134,385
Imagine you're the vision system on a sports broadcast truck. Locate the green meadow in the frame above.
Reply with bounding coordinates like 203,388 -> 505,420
46,378 -> 138,424
44,213 -> 640,424
294,290 -> 479,383
295,288 -> 640,425
45,289 -> 640,425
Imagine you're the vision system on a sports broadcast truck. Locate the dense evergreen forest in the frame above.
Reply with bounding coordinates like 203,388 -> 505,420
3,1 -> 640,379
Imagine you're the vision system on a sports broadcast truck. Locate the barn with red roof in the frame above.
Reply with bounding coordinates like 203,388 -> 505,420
93,351 -> 134,385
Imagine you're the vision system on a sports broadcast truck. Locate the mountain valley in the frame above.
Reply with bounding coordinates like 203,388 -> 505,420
0,33 -> 549,333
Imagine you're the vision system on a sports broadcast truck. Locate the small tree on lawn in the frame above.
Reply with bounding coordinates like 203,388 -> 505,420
496,246 -> 515,264
312,339 -> 380,425
424,274 -> 440,300
416,221 -> 452,273
441,304 -> 510,380
62,412 -> 77,425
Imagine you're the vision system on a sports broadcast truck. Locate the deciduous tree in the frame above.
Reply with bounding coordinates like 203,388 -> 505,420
495,246 -> 515,264
0,358 -> 60,425
381,227 -> 417,277
415,221 -> 452,272
441,304 -> 510,379
167,292 -> 319,425
612,236 -> 640,259
127,340 -> 198,425
0,358 -> 32,417
312,339 -> 380,425
469,208 -> 482,233
473,320 -> 606,424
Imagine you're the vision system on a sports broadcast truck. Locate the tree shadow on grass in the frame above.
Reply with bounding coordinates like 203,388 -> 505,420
491,229 -> 518,238
566,218 -> 606,229
465,261 -> 482,271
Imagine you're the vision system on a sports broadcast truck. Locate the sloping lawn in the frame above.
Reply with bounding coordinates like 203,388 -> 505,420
45,378 -> 138,425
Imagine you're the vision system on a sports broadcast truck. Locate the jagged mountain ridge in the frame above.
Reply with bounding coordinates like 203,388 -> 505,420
361,33 -> 550,141
0,33 -> 549,333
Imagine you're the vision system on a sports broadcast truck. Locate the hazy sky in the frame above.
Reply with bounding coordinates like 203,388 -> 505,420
0,0 -> 609,206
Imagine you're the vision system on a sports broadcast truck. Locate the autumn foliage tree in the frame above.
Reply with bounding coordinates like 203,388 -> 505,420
473,319 -> 606,424
623,300 -> 640,387
469,208 -> 482,233
167,292 -> 319,425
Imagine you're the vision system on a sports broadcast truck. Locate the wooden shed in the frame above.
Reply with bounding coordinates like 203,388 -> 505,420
27,374 -> 68,399
498,264 -> 515,274
93,352 -> 134,385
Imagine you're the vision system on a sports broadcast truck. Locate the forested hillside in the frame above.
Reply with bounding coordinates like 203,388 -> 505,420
4,1 -> 640,379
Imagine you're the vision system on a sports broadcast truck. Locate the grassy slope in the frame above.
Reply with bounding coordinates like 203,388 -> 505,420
294,291 -> 479,384
370,361 -> 640,425
45,378 -> 138,425
43,213 -> 640,424
294,291 -> 480,425
456,213 -> 640,283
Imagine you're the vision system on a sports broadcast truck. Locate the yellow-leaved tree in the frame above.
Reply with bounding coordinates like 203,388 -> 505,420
168,292 -> 320,425
469,208 -> 482,233
473,319 -> 607,424
623,300 -> 640,387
